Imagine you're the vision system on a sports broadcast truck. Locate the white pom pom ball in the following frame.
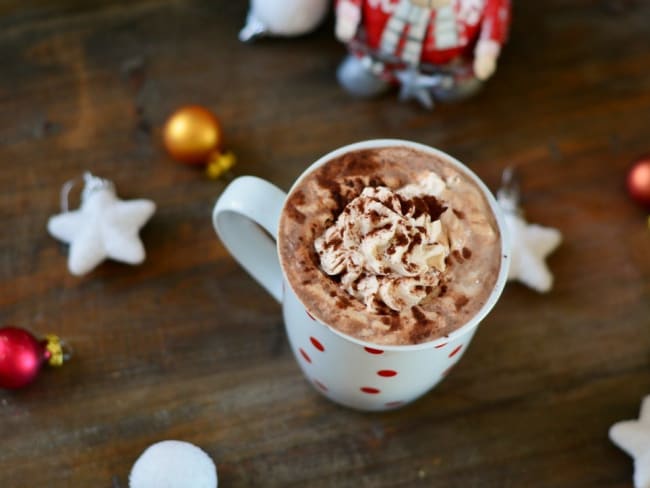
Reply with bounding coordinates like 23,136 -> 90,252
129,440 -> 218,488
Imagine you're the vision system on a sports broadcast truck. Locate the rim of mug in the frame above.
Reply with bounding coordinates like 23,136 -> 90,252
278,139 -> 511,352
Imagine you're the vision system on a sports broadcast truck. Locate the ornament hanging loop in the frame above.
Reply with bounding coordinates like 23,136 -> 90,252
60,176 -> 81,213
60,172 -> 116,212
497,167 -> 522,216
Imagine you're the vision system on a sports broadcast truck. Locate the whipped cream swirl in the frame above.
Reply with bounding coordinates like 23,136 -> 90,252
315,173 -> 450,312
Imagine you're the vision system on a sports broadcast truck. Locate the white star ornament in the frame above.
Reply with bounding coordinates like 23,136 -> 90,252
497,169 -> 562,293
610,396 -> 650,488
501,209 -> 562,292
47,173 -> 156,276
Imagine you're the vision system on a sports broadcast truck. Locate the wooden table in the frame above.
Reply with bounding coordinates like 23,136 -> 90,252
1,1 -> 649,486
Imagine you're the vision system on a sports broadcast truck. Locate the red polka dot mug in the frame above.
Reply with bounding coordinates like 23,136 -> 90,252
213,140 -> 510,411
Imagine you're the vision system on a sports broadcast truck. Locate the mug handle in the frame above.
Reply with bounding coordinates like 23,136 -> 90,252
212,176 -> 286,303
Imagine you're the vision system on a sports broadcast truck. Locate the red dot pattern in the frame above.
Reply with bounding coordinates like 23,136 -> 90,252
449,345 -> 463,358
300,336 -> 463,405
377,370 -> 397,377
310,337 -> 325,352
299,348 -> 311,364
360,387 -> 381,394
364,347 -> 384,355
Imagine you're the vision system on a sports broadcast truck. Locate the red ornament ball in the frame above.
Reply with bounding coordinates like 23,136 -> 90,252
627,156 -> 650,209
0,326 -> 65,389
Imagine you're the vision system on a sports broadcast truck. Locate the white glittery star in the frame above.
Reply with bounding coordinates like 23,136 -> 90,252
498,194 -> 562,293
48,173 -> 155,276
610,396 -> 650,488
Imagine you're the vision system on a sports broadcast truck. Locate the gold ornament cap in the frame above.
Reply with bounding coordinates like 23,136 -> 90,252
43,334 -> 69,367
206,151 -> 236,179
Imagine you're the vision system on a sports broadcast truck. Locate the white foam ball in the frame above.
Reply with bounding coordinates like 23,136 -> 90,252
129,440 -> 218,488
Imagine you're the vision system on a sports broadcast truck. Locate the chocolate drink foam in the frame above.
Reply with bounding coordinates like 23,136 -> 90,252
278,147 -> 501,346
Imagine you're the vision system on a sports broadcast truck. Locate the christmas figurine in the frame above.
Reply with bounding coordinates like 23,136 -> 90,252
239,0 -> 330,42
335,0 -> 512,108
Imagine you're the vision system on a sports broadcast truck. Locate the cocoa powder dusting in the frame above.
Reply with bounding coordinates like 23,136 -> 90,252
285,203 -> 306,224
344,149 -> 381,174
409,308 -> 431,343
410,330 -> 430,343
397,195 -> 413,215
406,233 -> 423,253
368,209 -> 381,222
411,197 -> 428,218
374,299 -> 398,316
394,232 -> 408,247
421,196 -> 447,220
323,237 -> 342,249
308,248 -> 320,267
329,187 -> 346,215
336,295 -> 351,309
292,190 -> 305,206
389,315 -> 400,331
412,306 -> 428,326
455,295 -> 469,311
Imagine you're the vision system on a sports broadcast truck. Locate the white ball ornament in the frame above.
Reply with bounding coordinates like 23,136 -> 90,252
239,0 -> 329,41
129,440 -> 218,488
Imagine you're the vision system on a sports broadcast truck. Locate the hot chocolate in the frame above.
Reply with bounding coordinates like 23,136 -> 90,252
278,146 -> 501,345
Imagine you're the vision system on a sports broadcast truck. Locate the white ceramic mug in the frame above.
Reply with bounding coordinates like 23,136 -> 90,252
213,140 -> 510,411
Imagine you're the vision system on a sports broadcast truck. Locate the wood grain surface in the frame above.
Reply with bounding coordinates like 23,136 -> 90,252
1,1 -> 649,486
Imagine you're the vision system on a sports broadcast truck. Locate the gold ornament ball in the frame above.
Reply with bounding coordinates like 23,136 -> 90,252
163,105 -> 222,165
